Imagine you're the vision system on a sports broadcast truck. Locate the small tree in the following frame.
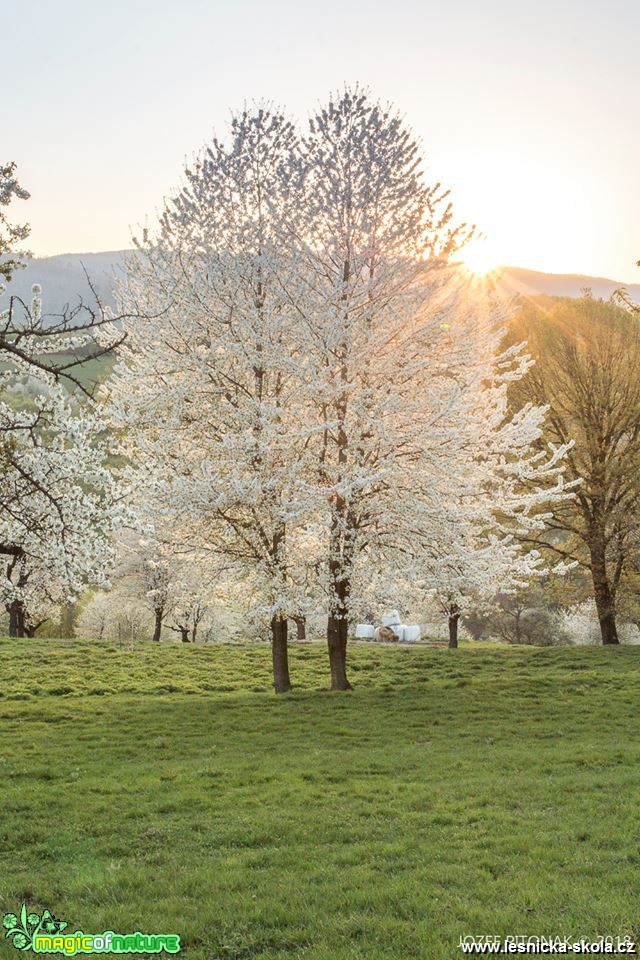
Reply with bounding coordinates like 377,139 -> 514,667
0,385 -> 122,637
115,535 -> 175,642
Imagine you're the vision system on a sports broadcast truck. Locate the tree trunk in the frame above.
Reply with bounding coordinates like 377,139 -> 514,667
23,609 -> 47,639
514,608 -> 522,644
593,584 -> 619,644
293,615 -> 306,642
271,616 -> 292,694
8,600 -> 25,638
324,298 -> 354,692
326,513 -> 353,690
590,546 -> 619,644
339,616 -> 349,664
448,612 -> 460,649
60,601 -> 75,639
152,608 -> 163,643
8,602 -> 19,638
180,627 -> 190,643
327,614 -> 353,691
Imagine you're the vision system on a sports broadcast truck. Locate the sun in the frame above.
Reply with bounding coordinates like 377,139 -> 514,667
460,237 -> 501,277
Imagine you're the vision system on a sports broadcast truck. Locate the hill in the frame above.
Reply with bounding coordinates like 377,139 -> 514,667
2,251 -> 639,318
0,251 -> 126,317
496,265 -> 640,302
1,637 -> 638,959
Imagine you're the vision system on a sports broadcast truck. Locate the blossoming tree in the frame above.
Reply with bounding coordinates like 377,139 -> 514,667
110,107 -> 313,690
110,91 -> 572,690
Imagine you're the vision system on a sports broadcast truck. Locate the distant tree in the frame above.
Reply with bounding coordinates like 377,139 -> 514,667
168,592 -> 207,643
59,601 -> 77,640
489,588 -> 568,646
426,537 -> 546,650
0,386 -> 121,637
508,296 -> 640,644
406,495 -> 571,649
115,535 -> 175,642
76,592 -> 111,641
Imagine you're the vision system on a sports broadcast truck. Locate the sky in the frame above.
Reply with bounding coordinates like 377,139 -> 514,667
5,0 -> 640,281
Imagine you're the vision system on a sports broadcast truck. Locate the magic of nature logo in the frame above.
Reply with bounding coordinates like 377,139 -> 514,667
3,905 -> 181,955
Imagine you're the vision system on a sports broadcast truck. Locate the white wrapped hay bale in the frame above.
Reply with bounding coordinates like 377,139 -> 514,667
403,625 -> 421,642
355,623 -> 375,639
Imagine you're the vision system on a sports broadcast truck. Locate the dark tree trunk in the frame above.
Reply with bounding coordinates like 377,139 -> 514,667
448,612 -> 460,649
324,292 -> 354,692
8,602 -> 18,638
152,608 -> 163,643
271,616 -> 292,694
23,609 -> 47,639
179,627 -> 190,643
593,584 -> 619,644
293,615 -> 306,642
327,614 -> 352,691
326,514 -> 353,690
339,616 -> 349,664
590,545 -> 619,645
8,600 -> 25,638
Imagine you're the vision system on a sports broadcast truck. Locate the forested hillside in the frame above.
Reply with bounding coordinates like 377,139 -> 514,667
3,251 -> 638,319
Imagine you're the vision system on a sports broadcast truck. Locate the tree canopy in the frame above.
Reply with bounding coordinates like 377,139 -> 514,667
508,294 -> 640,644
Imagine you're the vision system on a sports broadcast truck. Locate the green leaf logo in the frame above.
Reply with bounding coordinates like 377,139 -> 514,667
3,904 -> 67,951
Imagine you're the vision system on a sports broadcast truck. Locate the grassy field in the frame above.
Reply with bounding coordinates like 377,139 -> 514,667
0,638 -> 638,959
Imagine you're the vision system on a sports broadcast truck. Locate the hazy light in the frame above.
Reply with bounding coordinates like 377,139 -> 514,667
459,237 -> 501,277
3,0 -> 639,281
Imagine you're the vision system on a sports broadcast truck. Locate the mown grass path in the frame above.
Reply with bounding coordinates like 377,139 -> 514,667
0,640 -> 638,958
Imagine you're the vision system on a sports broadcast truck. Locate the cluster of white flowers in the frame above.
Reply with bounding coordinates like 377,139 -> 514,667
0,285 -> 125,634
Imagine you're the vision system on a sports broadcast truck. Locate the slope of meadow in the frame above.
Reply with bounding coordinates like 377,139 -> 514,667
0,639 -> 638,959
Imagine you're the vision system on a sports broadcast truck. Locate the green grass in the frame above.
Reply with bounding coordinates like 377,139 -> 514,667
1,639 -> 639,958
